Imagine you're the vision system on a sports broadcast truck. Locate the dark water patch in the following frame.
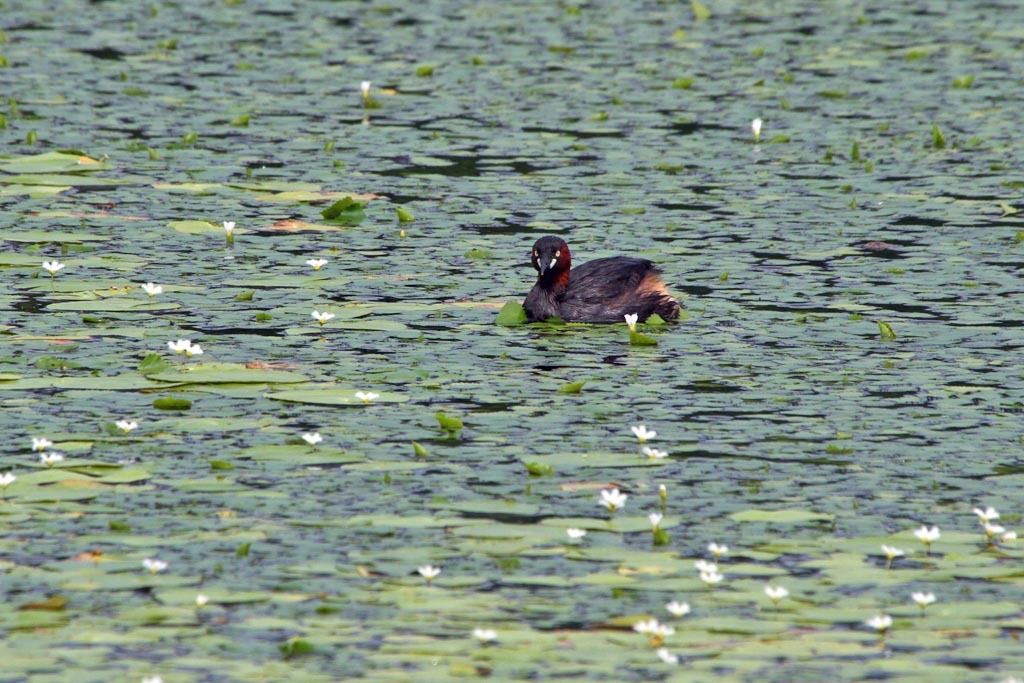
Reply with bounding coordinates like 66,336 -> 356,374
75,47 -> 129,60
520,126 -> 625,139
654,202 -> 719,212
660,120 -> 736,137
677,382 -> 744,393
891,215 -> 947,227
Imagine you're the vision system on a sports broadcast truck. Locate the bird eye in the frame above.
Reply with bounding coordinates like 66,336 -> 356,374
555,250 -> 561,258
533,250 -> 538,257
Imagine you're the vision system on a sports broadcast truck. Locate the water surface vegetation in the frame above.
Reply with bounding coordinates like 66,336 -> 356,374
1,1 -> 1023,681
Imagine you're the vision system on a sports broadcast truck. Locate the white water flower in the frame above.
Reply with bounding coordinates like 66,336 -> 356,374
115,420 -> 138,433
142,282 -> 163,297
0,472 -> 16,488
765,585 -> 789,604
694,559 -> 717,574
634,619 -> 673,640
142,558 -> 168,574
471,627 -> 497,644
40,452 -> 64,467
301,432 -> 323,447
142,677 -> 164,683
599,488 -> 627,512
973,506 -> 1000,523
566,528 -> 587,540
656,647 -> 679,665
914,525 -> 940,547
32,437 -> 53,452
630,424 -> 656,443
306,258 -> 328,271
360,81 -> 372,99
652,622 -> 675,638
751,118 -> 762,142
223,221 -> 236,236
866,614 -> 892,633
700,569 -> 724,586
881,544 -> 905,560
659,484 -> 667,503
311,310 -> 335,326
195,594 -> 209,607
355,391 -> 379,403
642,446 -> 669,460
168,339 -> 200,356
648,512 -> 663,529
633,619 -> 658,635
708,542 -> 728,559
42,260 -> 65,276
665,600 -> 690,618
1002,530 -> 1017,542
624,313 -> 638,332
417,565 -> 441,581
984,522 -> 1006,539
911,591 -> 936,609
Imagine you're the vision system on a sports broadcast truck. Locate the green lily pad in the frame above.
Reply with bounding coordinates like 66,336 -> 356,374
0,173 -> 139,187
495,301 -> 527,326
146,363 -> 309,384
266,388 -> 408,405
0,231 -> 110,243
0,151 -> 112,174
167,219 -> 232,234
730,509 -> 835,523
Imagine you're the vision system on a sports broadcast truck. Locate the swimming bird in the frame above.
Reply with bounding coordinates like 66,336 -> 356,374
522,236 -> 680,323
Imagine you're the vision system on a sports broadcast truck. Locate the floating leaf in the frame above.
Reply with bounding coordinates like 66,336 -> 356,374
0,173 -> 136,187
153,397 -> 192,410
525,462 -> 555,476
280,637 -> 315,657
18,595 -> 68,611
396,207 -> 415,223
730,509 -> 834,523
147,364 -> 308,385
320,196 -> 366,224
0,230 -> 110,244
266,388 -> 407,405
557,380 -> 586,394
167,220 -> 223,235
629,331 -> 658,346
138,354 -> 170,374
0,151 -> 111,174
436,411 -> 463,436
496,301 -> 527,326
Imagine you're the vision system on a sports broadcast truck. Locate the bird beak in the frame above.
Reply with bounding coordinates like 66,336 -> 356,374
538,256 -> 558,277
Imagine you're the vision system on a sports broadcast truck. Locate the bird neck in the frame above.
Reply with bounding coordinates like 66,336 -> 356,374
539,267 -> 570,294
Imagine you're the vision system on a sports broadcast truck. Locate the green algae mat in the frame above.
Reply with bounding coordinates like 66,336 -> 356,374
2,1 -> 1023,681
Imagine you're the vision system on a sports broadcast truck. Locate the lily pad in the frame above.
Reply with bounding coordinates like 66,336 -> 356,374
266,388 -> 408,405
146,363 -> 309,384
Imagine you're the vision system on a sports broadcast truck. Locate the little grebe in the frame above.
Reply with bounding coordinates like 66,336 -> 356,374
523,236 -> 681,323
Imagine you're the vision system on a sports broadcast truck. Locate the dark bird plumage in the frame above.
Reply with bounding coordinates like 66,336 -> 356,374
522,236 -> 681,323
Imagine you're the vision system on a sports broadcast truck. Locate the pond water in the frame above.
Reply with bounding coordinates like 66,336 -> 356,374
1,1 -> 1023,681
